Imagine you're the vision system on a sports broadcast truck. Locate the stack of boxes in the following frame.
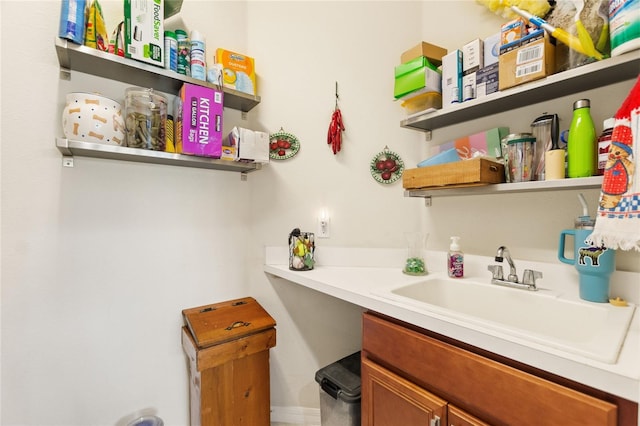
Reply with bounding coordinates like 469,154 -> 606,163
441,36 -> 501,108
394,42 -> 448,114
404,23 -> 556,113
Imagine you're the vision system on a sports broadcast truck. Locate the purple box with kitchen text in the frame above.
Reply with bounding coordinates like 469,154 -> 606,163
177,83 -> 224,158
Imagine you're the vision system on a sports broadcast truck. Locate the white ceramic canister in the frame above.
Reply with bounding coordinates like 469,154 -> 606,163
62,92 -> 125,145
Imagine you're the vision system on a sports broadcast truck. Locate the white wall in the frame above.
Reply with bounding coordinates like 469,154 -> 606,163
1,1 -> 638,425
1,2 -> 255,425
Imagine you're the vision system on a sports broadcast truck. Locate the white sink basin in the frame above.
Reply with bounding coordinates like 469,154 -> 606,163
374,275 -> 636,364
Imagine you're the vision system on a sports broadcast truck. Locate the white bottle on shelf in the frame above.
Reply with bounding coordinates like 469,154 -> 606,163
190,30 -> 206,81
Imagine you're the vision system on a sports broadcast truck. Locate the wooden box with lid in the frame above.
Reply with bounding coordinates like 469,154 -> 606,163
182,297 -> 276,426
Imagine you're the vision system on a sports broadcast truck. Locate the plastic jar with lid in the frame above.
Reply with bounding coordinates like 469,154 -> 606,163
597,118 -> 615,175
502,133 -> 536,183
124,87 -> 167,151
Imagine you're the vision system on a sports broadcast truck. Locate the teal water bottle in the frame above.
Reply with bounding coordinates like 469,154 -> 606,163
567,99 -> 596,178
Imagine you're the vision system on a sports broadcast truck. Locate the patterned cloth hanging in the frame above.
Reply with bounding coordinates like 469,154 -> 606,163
588,75 -> 640,251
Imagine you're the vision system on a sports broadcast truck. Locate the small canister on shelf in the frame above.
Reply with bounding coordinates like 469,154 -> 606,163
176,29 -> 190,77
164,30 -> 177,72
124,87 -> 168,151
597,118 -> 614,175
502,133 -> 536,183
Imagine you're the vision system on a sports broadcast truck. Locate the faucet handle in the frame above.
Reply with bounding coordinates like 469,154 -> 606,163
522,269 -> 543,286
487,265 -> 504,280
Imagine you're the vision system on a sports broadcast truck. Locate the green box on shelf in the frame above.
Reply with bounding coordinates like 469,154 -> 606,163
394,56 -> 442,99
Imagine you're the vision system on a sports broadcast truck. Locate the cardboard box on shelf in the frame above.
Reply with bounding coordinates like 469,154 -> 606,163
175,83 -> 224,158
462,39 -> 483,102
215,48 -> 257,96
441,50 -> 463,107
221,145 -> 237,161
124,0 -> 164,67
462,72 -> 477,101
498,29 -> 556,91
400,41 -> 448,66
501,18 -> 527,45
476,63 -> 499,98
462,38 -> 483,72
483,32 -> 501,66
225,127 -> 270,163
394,56 -> 442,99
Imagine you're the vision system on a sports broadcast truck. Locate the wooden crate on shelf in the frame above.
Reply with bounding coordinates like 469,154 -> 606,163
403,158 -> 505,190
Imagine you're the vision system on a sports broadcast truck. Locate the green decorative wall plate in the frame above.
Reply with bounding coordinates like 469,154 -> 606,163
269,129 -> 300,160
370,146 -> 404,184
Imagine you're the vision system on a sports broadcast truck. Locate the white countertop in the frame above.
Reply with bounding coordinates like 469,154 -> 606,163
264,246 -> 640,403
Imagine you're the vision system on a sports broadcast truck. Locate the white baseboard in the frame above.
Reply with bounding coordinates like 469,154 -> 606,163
271,406 -> 321,425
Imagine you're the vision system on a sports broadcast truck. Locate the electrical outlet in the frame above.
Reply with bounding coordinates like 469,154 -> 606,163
317,216 -> 330,238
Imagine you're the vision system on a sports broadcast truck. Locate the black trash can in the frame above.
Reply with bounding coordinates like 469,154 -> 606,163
314,351 -> 361,426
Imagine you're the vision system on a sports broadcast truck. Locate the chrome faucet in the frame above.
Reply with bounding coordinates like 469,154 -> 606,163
495,246 -> 518,282
487,246 -> 542,291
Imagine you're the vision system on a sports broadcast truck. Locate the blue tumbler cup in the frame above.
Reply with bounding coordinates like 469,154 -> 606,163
558,226 -> 616,303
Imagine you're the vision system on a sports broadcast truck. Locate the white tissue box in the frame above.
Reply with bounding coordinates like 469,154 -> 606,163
225,127 -> 270,163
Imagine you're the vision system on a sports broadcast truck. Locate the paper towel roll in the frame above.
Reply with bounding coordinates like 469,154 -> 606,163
545,150 -> 566,180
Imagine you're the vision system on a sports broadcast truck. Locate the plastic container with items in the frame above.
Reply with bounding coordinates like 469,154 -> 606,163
503,133 -> 536,183
400,91 -> 442,114
315,351 -> 361,426
124,87 -> 167,151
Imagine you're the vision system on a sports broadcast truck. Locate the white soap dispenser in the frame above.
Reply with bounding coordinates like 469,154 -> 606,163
448,236 -> 464,278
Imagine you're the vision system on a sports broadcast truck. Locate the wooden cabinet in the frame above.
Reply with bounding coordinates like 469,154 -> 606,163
362,357 -> 446,426
362,312 -> 635,426
362,357 -> 490,426
448,405 -> 491,426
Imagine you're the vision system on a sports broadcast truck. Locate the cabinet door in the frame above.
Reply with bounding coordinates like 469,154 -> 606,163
362,357 -> 447,426
448,405 -> 492,426
363,312 -> 618,426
